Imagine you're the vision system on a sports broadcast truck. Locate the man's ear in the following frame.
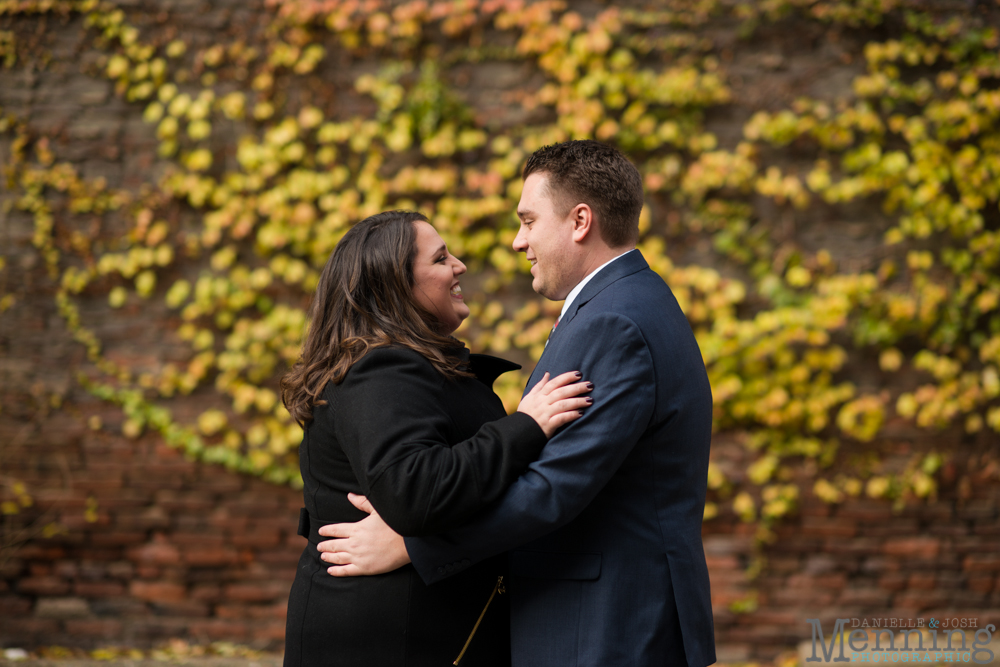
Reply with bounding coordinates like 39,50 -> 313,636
570,203 -> 595,243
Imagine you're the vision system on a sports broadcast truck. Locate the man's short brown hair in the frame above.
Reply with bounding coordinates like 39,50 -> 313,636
522,140 -> 644,247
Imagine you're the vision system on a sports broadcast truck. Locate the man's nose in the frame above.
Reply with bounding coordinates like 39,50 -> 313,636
512,227 -> 527,252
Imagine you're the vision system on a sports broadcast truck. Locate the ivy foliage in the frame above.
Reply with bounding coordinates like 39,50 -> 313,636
2,0 -> 1000,566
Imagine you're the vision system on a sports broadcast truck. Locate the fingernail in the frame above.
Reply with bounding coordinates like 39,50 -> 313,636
585,397 -> 593,404
578,410 -> 585,416
586,382 -> 594,390
574,371 -> 582,378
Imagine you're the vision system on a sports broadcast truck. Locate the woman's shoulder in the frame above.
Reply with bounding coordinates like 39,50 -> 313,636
320,345 -> 443,399
353,344 -> 440,373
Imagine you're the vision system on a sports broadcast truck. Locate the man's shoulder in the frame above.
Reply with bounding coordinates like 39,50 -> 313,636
585,266 -> 675,314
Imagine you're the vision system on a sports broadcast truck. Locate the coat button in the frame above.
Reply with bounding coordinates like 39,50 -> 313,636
437,567 -> 445,575
460,559 -> 471,568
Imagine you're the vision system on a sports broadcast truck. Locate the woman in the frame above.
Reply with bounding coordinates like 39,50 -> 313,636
280,210 -> 592,666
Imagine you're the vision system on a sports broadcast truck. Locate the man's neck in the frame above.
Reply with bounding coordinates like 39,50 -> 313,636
558,247 -> 636,317
571,245 -> 635,287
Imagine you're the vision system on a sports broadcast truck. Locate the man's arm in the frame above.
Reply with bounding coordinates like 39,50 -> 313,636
319,312 -> 656,577
331,347 -> 548,536
403,312 -> 656,583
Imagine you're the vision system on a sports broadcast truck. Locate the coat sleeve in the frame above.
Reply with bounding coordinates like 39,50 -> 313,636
330,346 -> 547,537
404,313 -> 656,583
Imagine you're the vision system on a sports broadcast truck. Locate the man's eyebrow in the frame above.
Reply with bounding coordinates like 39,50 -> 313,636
517,208 -> 533,220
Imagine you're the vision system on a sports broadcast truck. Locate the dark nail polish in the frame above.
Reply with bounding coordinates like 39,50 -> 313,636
574,371 -> 582,378
586,383 -> 594,390
585,397 -> 593,404
578,410 -> 586,416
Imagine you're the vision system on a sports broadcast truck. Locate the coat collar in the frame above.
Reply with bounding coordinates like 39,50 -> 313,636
558,249 -> 649,328
468,353 -> 522,385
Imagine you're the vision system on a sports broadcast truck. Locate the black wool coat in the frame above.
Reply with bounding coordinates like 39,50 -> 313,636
283,345 -> 546,667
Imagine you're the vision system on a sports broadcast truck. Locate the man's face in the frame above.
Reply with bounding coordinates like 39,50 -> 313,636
514,172 -> 579,301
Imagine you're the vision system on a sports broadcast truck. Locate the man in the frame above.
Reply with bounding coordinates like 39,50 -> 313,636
318,140 -> 716,667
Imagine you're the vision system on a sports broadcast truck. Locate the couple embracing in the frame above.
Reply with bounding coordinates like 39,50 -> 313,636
280,140 -> 716,667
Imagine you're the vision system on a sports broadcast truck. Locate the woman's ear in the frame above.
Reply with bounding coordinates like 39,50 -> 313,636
570,203 -> 595,243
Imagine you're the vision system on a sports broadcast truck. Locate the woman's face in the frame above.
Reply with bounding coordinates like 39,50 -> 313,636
411,220 -> 469,335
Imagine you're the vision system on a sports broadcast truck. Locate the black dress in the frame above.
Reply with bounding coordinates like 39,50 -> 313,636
283,345 -> 546,667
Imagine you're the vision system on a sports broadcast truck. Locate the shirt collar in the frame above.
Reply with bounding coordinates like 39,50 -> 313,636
558,249 -> 636,322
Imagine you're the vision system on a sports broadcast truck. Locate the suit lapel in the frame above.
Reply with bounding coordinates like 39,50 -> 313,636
523,250 -> 650,393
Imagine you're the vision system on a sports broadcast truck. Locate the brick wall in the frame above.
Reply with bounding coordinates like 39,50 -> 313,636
1,407 -> 997,656
1,0 -> 998,659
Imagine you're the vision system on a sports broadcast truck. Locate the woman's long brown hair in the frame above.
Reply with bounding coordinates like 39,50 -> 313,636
280,210 -> 469,426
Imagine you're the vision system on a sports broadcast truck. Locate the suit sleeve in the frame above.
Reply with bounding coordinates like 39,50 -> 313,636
404,313 -> 656,583
331,347 -> 546,537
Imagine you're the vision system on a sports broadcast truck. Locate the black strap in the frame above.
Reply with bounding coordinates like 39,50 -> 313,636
297,507 -> 310,538
296,508 -> 337,544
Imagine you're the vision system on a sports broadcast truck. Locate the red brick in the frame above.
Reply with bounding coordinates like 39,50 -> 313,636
190,583 -> 222,602
253,601 -> 287,620
216,604 -> 252,619
224,581 -> 289,603
64,618 -> 123,637
28,563 -> 53,576
709,570 -> 750,587
106,561 -> 134,579
838,587 -> 892,606
963,554 -> 1000,572
957,500 -> 996,520
256,549 -> 301,567
154,490 -> 216,512
968,575 -> 995,594
908,573 -> 937,590
0,594 -> 32,615
187,619 -> 249,641
801,518 -> 858,538
765,556 -> 800,573
172,532 -> 226,547
116,506 -> 171,529
17,576 -> 70,596
230,528 -> 282,549
0,558 -> 23,578
877,573 -> 908,591
89,531 -> 147,546
883,537 -> 940,558
894,590 -> 955,610
129,580 -> 186,603
255,619 -> 287,641
127,617 -> 190,640
835,499 -> 893,521
149,600 -> 210,617
14,545 -> 67,561
786,573 -> 847,590
768,589 -> 835,607
74,581 -> 126,597
706,554 -> 740,570
0,617 -> 60,636
183,546 -> 240,567
127,536 -> 181,565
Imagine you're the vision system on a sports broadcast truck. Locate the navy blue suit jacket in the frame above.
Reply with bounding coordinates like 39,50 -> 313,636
405,251 -> 716,667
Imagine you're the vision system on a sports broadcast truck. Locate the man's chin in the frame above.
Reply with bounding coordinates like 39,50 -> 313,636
533,281 -> 560,302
